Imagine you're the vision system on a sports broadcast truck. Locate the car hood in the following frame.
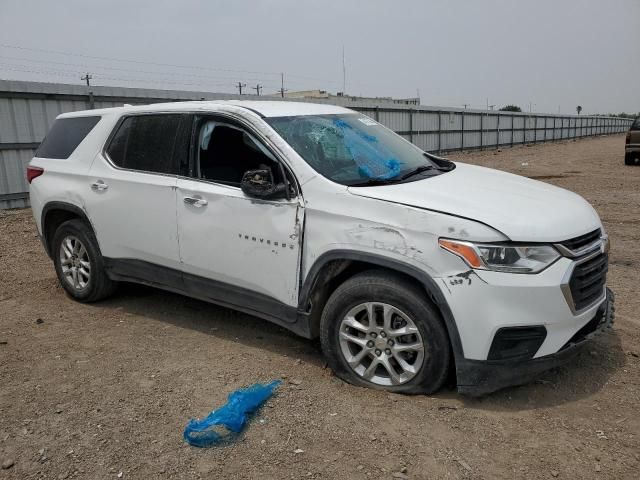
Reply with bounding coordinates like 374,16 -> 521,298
347,162 -> 601,242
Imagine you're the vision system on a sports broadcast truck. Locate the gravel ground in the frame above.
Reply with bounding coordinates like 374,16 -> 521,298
1,134 -> 638,480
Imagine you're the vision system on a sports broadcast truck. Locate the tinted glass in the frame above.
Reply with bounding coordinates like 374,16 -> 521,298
632,117 -> 640,130
107,114 -> 184,174
36,116 -> 101,159
266,114 -> 440,186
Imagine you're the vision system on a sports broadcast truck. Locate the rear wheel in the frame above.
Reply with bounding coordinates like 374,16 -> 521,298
625,153 -> 638,166
52,219 -> 116,302
320,271 -> 451,394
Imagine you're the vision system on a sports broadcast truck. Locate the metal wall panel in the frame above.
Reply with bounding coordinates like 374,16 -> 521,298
0,148 -> 33,209
464,114 -> 481,130
412,133 -> 428,151
377,110 -> 409,132
424,133 -> 439,152
464,131 -> 480,148
412,112 -> 439,131
442,112 -> 462,131
513,130 -> 525,144
442,132 -> 461,150
483,114 -> 498,130
498,129 -> 511,145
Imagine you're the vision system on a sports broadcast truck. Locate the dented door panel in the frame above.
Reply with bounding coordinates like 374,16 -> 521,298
176,178 -> 303,306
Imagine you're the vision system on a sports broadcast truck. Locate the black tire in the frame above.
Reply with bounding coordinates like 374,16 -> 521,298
52,219 -> 117,302
320,270 -> 451,394
625,153 -> 637,166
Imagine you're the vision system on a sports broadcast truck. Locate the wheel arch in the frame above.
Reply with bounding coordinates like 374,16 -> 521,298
41,201 -> 95,258
299,250 -> 464,364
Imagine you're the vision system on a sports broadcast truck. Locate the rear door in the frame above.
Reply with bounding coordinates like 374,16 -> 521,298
176,115 -> 304,310
86,113 -> 190,270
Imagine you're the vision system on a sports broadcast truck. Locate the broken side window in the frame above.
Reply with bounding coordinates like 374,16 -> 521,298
195,119 -> 281,187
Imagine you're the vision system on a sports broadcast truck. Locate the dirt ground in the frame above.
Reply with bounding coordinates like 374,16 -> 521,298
1,134 -> 638,480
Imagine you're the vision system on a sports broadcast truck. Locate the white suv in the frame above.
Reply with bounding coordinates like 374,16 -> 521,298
28,101 -> 614,395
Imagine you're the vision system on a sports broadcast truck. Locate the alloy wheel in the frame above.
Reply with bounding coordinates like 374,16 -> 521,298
338,302 -> 425,386
59,235 -> 91,291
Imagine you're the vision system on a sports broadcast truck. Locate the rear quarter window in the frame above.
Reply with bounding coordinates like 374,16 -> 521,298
632,117 -> 640,130
36,116 -> 101,159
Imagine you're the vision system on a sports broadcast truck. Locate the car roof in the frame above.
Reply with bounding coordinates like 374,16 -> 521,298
58,100 -> 353,119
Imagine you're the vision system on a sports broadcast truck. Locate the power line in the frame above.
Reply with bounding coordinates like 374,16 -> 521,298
0,42 -> 343,86
0,55 -> 297,84
0,42 -> 282,76
0,64 -> 248,89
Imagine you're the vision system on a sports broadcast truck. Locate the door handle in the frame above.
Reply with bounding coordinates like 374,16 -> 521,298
91,180 -> 108,191
183,196 -> 208,207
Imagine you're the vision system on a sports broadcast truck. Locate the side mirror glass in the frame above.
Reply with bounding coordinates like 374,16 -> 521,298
240,168 -> 287,200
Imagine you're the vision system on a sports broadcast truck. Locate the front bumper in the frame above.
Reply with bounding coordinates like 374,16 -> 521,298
455,288 -> 614,396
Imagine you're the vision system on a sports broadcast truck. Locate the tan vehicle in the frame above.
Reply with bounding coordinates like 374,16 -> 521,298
626,117 -> 640,165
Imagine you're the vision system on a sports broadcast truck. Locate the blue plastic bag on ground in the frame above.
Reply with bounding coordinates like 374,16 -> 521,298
183,380 -> 281,447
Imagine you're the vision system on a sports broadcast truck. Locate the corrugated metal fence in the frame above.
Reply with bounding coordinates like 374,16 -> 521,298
0,79 -> 633,209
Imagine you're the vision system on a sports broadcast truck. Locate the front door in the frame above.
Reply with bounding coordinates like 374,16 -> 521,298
176,116 -> 304,311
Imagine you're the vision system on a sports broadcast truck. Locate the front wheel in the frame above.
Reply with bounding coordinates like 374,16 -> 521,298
320,271 -> 451,394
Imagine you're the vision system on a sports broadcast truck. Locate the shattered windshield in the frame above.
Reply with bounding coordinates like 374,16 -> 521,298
266,113 -> 445,186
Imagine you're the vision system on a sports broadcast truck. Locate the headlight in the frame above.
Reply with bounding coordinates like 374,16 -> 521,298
439,239 -> 560,274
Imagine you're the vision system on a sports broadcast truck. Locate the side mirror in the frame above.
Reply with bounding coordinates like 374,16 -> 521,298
240,168 -> 288,200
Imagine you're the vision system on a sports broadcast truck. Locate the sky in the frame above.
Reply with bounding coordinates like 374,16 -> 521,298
0,0 -> 638,115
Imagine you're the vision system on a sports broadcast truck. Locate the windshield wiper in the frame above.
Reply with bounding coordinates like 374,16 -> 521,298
347,177 -> 399,187
349,165 -> 436,186
398,165 -> 436,180
424,153 -> 456,171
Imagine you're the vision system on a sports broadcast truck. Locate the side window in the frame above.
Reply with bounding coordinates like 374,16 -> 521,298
37,116 -> 101,159
195,119 -> 281,186
106,114 -> 186,175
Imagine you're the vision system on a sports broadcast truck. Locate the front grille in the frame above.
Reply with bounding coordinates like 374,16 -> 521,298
560,229 -> 601,252
569,252 -> 608,311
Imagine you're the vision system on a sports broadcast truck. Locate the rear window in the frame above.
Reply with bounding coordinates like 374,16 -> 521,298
36,116 -> 101,159
105,114 -> 185,175
632,117 -> 640,130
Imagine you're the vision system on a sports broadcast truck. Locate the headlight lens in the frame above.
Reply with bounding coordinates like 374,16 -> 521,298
439,239 -> 560,273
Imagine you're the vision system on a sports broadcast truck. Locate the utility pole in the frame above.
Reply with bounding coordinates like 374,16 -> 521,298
462,104 -> 470,109
253,84 -> 262,96
342,46 -> 346,94
81,73 -> 92,86
236,82 -> 247,95
279,73 -> 287,98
